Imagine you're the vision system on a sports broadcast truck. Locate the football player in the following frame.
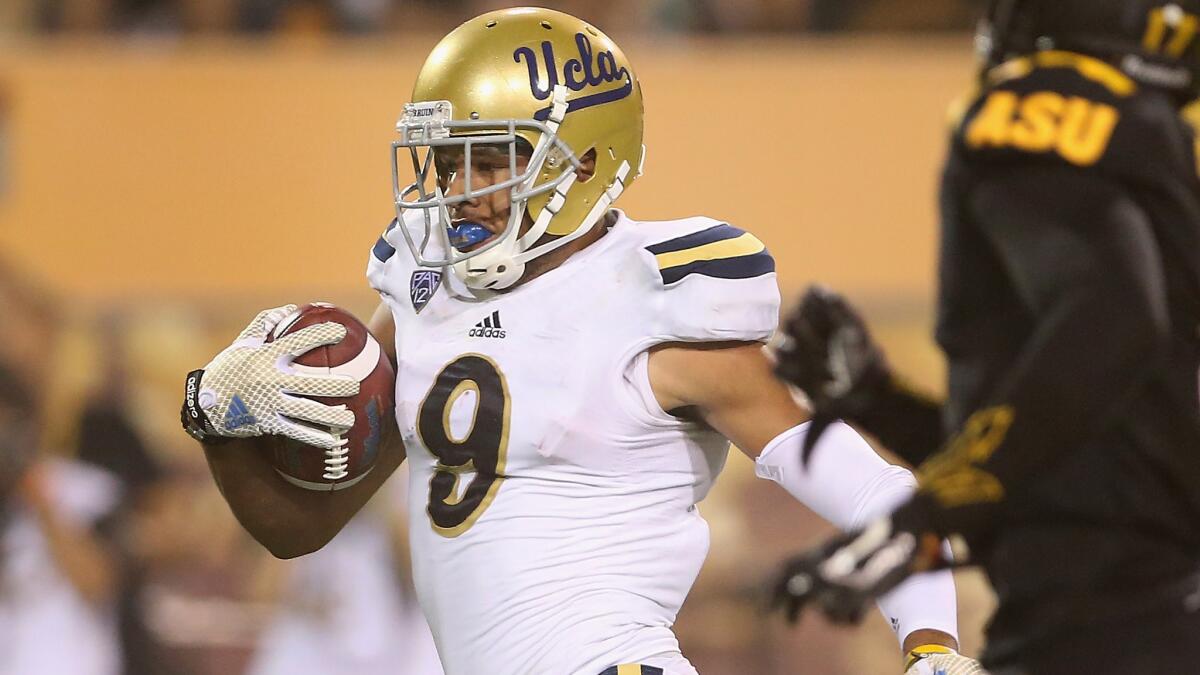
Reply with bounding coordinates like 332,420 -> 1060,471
768,1 -> 1200,673
181,8 -> 980,674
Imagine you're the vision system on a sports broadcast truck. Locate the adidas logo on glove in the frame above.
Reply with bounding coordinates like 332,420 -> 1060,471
223,394 -> 257,430
469,311 -> 507,339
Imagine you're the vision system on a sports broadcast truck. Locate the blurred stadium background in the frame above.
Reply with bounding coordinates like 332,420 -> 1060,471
0,1 -> 1002,673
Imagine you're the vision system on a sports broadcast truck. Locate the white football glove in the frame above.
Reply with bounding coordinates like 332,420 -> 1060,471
181,304 -> 359,450
904,645 -> 988,675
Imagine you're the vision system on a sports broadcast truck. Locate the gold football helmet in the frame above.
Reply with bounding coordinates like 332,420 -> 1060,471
391,7 -> 645,290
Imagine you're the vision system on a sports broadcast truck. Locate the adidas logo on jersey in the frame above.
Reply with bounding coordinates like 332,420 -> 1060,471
469,310 -> 506,339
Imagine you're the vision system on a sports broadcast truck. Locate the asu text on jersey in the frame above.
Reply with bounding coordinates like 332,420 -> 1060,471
367,210 -> 778,675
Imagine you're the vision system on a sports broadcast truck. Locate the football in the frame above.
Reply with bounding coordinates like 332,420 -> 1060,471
264,302 -> 394,491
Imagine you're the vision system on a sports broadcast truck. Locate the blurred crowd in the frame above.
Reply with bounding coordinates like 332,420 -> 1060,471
0,259 -> 445,675
0,0 -> 989,36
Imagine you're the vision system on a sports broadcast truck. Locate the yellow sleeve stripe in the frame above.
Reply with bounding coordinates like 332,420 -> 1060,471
616,666 -> 641,675
654,232 -> 766,270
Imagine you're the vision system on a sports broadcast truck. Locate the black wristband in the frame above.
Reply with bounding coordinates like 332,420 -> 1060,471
180,369 -> 233,445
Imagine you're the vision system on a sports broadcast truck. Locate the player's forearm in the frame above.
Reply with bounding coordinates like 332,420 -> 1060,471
852,378 -> 946,466
882,567 -> 960,651
203,416 -> 407,559
202,438 -> 344,558
756,421 -> 915,530
757,423 -> 961,647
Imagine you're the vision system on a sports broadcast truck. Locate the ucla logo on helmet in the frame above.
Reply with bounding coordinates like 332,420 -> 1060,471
514,33 -> 633,120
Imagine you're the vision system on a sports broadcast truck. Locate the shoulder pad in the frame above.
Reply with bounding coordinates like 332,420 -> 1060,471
641,219 -> 776,286
366,218 -> 401,294
635,218 -> 780,343
371,219 -> 400,262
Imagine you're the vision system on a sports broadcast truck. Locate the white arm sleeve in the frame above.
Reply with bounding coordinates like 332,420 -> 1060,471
755,422 -> 959,646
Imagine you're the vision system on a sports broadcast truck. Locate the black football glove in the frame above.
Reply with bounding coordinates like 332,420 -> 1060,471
769,496 -> 952,625
771,286 -> 891,464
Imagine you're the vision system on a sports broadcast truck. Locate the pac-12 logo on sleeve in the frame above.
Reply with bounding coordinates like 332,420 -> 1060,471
410,270 -> 442,313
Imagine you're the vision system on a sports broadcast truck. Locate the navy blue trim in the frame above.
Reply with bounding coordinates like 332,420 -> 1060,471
645,223 -> 743,256
533,78 -> 634,121
660,249 -> 775,285
598,668 -> 663,675
372,219 -> 398,262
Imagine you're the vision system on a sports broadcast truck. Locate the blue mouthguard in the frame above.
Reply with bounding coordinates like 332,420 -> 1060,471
447,221 -> 493,252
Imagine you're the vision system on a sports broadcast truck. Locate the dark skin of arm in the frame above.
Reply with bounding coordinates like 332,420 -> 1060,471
852,380 -> 946,467
200,303 -> 405,559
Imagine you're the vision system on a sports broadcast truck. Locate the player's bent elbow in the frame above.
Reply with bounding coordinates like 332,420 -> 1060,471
266,542 -> 317,560
257,528 -> 335,560
233,507 -> 345,560
221,501 -> 344,559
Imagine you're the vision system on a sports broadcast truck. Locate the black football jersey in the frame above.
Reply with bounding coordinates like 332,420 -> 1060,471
938,52 -> 1200,654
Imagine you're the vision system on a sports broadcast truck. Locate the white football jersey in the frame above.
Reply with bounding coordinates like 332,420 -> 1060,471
367,210 -> 779,675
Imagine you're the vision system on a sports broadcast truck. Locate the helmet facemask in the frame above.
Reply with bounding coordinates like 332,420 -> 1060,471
392,8 -> 645,288
392,86 -> 614,291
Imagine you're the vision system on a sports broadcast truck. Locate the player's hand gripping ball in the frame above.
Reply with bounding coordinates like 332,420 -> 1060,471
182,303 -> 394,492
263,303 -> 395,491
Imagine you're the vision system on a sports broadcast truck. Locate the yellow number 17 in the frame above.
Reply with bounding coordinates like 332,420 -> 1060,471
1144,5 -> 1200,57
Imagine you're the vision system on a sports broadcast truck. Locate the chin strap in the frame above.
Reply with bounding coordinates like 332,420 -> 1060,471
516,170 -> 576,252
518,170 -> 576,251
455,84 -> 636,289
514,85 -> 573,251
515,159 -> 631,265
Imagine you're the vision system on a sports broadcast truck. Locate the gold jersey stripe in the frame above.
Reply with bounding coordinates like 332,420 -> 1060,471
655,232 -> 766,270
616,666 -> 641,675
